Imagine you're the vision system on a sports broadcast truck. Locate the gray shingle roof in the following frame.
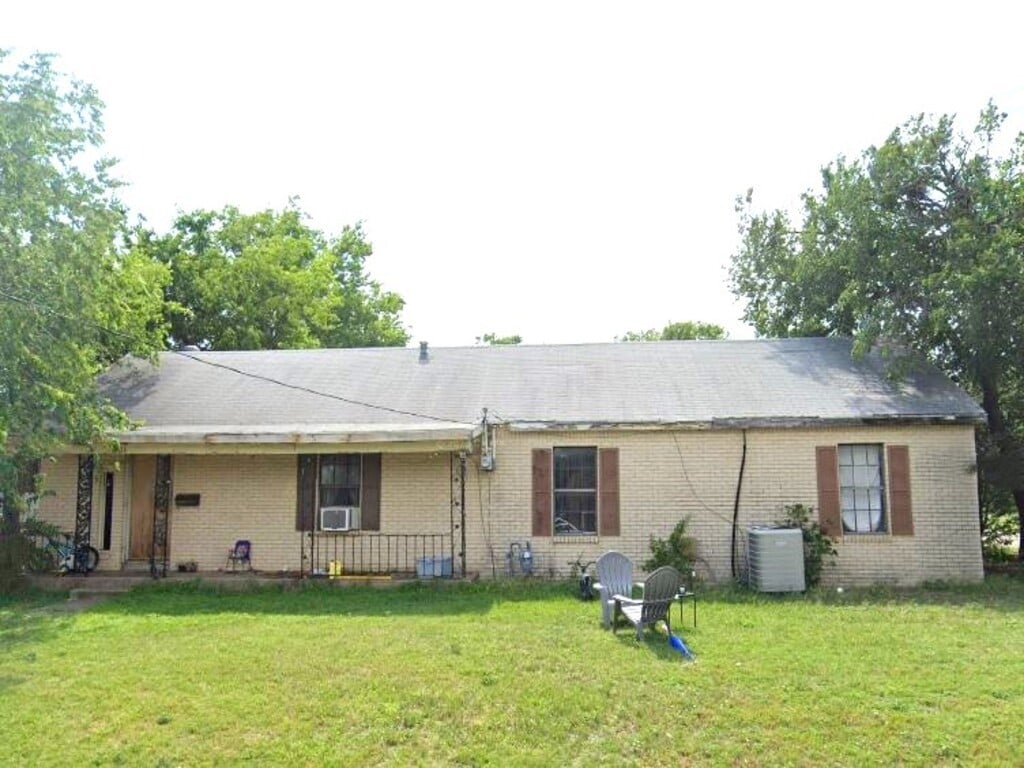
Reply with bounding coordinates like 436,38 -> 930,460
99,338 -> 984,442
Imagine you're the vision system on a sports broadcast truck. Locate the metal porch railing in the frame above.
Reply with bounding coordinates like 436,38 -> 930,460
303,532 -> 453,579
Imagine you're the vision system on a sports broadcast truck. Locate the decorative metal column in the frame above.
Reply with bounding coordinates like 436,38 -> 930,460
450,452 -> 467,578
74,455 -> 95,573
150,454 -> 172,578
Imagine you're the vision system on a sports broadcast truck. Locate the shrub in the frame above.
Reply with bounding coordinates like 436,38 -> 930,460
778,503 -> 838,588
0,510 -> 62,592
643,517 -> 697,574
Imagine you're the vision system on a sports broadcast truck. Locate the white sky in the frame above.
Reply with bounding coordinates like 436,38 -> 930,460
7,1 -> 1024,347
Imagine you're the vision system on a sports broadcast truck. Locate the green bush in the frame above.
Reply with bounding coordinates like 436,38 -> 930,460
777,503 -> 838,588
643,517 -> 697,575
0,511 -> 62,592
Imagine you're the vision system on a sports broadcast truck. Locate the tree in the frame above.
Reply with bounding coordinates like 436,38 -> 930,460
137,205 -> 408,350
0,51 -> 169,526
477,332 -> 522,345
618,321 -> 728,342
730,103 -> 1024,557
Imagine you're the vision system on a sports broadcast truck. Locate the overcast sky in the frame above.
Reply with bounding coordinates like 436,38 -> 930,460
7,1 -> 1024,347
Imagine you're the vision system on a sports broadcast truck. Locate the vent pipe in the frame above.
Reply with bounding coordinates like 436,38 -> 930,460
419,341 -> 429,363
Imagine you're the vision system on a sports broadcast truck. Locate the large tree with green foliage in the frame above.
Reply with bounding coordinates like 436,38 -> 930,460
730,103 -> 1024,557
137,206 -> 408,350
619,320 -> 728,342
0,51 -> 169,526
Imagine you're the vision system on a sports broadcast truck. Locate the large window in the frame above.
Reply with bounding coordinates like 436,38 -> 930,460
553,447 -> 597,535
839,444 -> 886,533
320,454 -> 361,509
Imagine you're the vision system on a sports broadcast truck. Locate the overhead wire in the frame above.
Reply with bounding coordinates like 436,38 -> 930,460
0,287 -> 460,425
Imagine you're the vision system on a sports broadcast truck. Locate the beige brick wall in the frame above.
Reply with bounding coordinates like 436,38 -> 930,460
34,422 -> 982,585
35,452 -> 455,574
168,452 -> 454,573
33,455 -> 128,571
463,424 -> 982,586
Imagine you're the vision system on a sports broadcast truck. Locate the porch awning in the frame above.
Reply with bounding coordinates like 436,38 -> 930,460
112,421 -> 477,454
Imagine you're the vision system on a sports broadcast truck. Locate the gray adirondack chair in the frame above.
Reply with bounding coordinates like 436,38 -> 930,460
594,551 -> 642,629
613,565 -> 685,641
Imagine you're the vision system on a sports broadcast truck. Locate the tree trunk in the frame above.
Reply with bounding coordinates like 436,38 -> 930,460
979,374 -> 1024,562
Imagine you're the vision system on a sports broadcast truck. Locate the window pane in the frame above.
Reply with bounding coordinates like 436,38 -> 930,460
869,508 -> 884,532
554,448 -> 596,490
319,454 -> 361,513
839,466 -> 854,486
841,489 -> 855,512
554,490 -> 597,534
842,510 -> 857,532
322,487 -> 359,507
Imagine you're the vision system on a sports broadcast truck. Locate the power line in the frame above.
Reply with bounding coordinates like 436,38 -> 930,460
174,352 -> 460,424
0,287 -> 461,425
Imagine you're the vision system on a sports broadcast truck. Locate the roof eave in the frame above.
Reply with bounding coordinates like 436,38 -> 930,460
505,414 -> 985,431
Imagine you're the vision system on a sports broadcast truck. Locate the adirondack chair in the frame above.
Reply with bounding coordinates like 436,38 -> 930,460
613,565 -> 685,641
594,551 -> 643,629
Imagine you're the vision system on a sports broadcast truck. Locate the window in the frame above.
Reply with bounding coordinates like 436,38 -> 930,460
319,454 -> 361,510
839,444 -> 886,533
297,453 -> 381,533
553,447 -> 597,535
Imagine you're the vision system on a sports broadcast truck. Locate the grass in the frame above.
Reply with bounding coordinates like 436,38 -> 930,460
2,578 -> 1023,766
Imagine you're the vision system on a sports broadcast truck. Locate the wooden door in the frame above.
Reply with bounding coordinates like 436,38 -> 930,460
130,455 -> 155,560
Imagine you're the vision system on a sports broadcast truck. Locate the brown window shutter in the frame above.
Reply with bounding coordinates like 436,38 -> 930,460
296,455 -> 317,531
815,446 -> 841,537
532,449 -> 552,537
361,453 -> 382,531
887,445 -> 913,535
599,448 -> 620,537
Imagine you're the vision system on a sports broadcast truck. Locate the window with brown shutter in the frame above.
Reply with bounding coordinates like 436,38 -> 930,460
817,443 -> 912,536
296,453 -> 381,531
533,447 -> 621,537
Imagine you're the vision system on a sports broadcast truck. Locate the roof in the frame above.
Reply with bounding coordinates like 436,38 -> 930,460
98,338 -> 985,446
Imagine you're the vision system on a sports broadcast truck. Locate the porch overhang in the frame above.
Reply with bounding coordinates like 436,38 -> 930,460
101,421 -> 477,455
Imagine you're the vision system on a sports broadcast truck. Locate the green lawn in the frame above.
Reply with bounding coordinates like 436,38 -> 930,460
2,578 -> 1022,766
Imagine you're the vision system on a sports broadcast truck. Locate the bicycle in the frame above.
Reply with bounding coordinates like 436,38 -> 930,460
568,556 -> 596,601
40,532 -> 100,574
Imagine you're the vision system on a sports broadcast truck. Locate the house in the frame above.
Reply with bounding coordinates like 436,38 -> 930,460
33,338 -> 986,586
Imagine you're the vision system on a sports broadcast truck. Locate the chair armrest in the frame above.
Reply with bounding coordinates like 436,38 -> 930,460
612,595 -> 643,606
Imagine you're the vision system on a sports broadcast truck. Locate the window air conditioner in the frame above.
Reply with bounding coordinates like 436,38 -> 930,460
320,506 -> 361,532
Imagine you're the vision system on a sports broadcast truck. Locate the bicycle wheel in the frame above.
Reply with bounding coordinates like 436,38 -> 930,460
81,546 -> 100,573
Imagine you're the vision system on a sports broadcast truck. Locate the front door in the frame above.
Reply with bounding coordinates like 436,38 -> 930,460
129,455 -> 155,560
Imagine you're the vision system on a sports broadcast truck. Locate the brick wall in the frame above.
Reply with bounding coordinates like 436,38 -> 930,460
34,422 -> 982,585
34,456 -> 127,570
463,424 -> 982,586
